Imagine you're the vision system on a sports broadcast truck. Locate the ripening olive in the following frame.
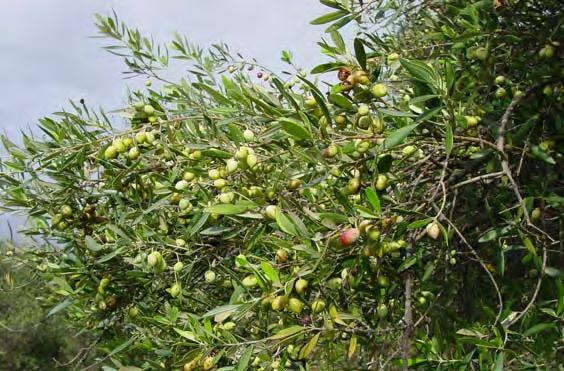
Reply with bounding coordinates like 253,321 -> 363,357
271,295 -> 288,311
288,179 -> 301,190
61,205 -> 73,218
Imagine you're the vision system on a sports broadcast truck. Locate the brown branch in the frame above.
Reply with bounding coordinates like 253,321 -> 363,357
401,235 -> 419,370
401,269 -> 413,371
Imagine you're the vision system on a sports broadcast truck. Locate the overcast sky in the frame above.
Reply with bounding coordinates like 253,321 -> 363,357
0,0 -> 336,239
0,0 -> 330,138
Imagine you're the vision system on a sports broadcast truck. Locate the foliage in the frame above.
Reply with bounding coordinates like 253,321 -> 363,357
0,241 -> 94,370
1,0 -> 563,369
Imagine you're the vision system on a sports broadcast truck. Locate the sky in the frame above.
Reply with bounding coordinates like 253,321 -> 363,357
0,0 -> 335,239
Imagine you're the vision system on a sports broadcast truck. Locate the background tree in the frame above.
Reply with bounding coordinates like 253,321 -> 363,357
0,0 -> 562,369
0,241 -> 94,370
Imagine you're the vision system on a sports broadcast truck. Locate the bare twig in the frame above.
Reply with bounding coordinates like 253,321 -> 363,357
452,171 -> 504,189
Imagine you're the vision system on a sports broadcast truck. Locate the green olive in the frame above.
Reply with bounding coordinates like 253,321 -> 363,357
371,83 -> 388,98
295,278 -> 309,294
104,145 -> 118,160
288,298 -> 304,314
311,299 -> 326,313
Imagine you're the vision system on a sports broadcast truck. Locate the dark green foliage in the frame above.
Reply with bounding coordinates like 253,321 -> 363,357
0,242 -> 93,370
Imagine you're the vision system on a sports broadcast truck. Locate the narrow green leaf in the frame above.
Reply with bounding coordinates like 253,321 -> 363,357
237,346 -> 254,371
494,352 -> 504,371
202,304 -> 241,322
269,326 -> 305,340
189,212 -> 209,236
380,108 -> 417,117
325,14 -> 355,32
205,201 -> 256,215
329,94 -> 354,110
276,211 -> 299,237
409,94 -> 438,105
348,334 -> 357,359
445,124 -> 453,155
444,60 -> 456,92
319,0 -> 345,10
310,10 -> 348,25
173,328 -> 200,343
201,149 -> 233,159
85,236 -> 103,252
311,62 -> 346,74
398,256 -> 417,272
456,328 -> 486,338
523,323 -> 557,337
364,188 -> 381,214
319,212 -> 349,223
105,338 -> 135,359
278,118 -> 312,141
46,299 -> 74,318
531,145 -> 556,165
299,332 -> 320,359
96,246 -> 126,264
384,124 -> 418,149
521,235 -> 536,255
200,226 -> 233,236
407,217 -> 433,229
354,38 -> 366,70
271,77 -> 300,112
192,82 -> 231,105
478,229 -> 499,243
330,31 -> 346,51
400,59 -> 437,87
260,262 -> 280,285
297,76 -> 332,127
422,261 -> 435,282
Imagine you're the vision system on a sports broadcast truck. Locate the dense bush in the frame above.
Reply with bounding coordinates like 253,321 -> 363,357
0,242 -> 93,370
0,0 -> 562,369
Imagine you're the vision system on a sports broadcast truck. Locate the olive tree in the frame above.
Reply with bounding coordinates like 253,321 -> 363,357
1,0 -> 562,369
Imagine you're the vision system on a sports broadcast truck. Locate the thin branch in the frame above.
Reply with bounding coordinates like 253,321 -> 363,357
432,203 -> 504,325
401,272 -> 413,370
491,83 -> 557,245
452,171 -> 504,189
